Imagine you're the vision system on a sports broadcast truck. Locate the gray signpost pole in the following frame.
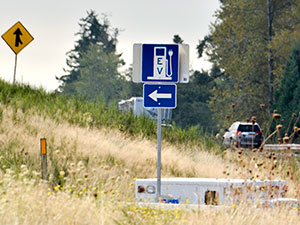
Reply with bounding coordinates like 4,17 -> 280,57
13,55 -> 17,84
156,108 -> 162,202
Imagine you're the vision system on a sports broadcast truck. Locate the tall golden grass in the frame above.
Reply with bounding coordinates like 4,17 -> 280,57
0,103 -> 299,224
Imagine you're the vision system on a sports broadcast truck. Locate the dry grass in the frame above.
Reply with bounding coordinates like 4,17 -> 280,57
0,104 -> 299,224
0,180 -> 110,225
0,105 -> 241,180
187,206 -> 299,225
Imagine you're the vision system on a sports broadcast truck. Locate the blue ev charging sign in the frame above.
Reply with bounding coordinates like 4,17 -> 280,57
143,84 -> 177,108
141,44 -> 179,83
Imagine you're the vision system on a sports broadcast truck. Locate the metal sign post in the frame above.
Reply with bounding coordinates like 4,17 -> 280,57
156,108 -> 162,201
13,55 -> 18,84
133,43 -> 189,203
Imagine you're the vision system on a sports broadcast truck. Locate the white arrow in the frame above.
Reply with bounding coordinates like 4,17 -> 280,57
149,90 -> 172,102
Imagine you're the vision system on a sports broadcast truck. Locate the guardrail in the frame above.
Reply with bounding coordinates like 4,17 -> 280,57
263,144 -> 300,156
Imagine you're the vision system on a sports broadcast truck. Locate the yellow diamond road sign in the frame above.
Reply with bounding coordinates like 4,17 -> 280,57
1,21 -> 34,55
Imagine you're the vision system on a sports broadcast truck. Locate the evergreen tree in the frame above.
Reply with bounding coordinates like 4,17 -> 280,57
122,67 -> 143,98
173,70 -> 216,131
275,42 -> 300,129
173,34 -> 184,44
168,34 -> 215,131
196,35 -> 211,58
57,11 -> 120,93
66,43 -> 126,103
55,11 -> 130,103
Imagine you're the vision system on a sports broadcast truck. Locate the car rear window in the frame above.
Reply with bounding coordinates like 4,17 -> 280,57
237,125 -> 260,132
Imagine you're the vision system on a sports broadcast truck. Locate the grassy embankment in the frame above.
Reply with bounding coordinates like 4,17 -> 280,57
0,79 -> 299,224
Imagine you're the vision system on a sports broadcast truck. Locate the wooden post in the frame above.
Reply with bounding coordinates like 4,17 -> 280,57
40,138 -> 48,180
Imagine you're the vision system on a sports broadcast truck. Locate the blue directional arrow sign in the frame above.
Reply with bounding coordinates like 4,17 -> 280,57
142,44 -> 179,83
143,84 -> 177,108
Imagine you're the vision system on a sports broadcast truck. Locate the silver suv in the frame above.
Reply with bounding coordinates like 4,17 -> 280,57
223,121 -> 263,148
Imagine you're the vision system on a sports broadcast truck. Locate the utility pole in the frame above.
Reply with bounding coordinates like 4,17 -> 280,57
267,0 -> 274,113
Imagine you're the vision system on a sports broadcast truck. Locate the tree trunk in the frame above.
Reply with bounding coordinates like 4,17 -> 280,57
267,0 -> 274,113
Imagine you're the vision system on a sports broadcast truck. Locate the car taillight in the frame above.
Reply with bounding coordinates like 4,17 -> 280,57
256,131 -> 262,135
235,131 -> 241,135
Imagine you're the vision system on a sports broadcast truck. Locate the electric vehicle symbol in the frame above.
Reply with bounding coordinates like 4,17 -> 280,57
148,47 -> 173,80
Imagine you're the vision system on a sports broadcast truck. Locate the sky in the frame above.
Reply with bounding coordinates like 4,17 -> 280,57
0,0 -> 220,92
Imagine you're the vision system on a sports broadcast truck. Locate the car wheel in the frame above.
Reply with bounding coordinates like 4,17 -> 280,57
255,143 -> 262,149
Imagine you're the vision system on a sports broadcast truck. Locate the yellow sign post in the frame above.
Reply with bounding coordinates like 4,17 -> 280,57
1,21 -> 34,83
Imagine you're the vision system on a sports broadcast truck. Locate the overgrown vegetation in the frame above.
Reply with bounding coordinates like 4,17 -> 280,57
1,2 -> 300,223
0,79 -> 217,150
54,4 -> 300,133
0,79 -> 300,224
199,0 -> 300,129
53,11 -> 218,132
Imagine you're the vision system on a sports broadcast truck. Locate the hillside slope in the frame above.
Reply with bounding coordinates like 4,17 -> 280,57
0,81 -> 299,224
